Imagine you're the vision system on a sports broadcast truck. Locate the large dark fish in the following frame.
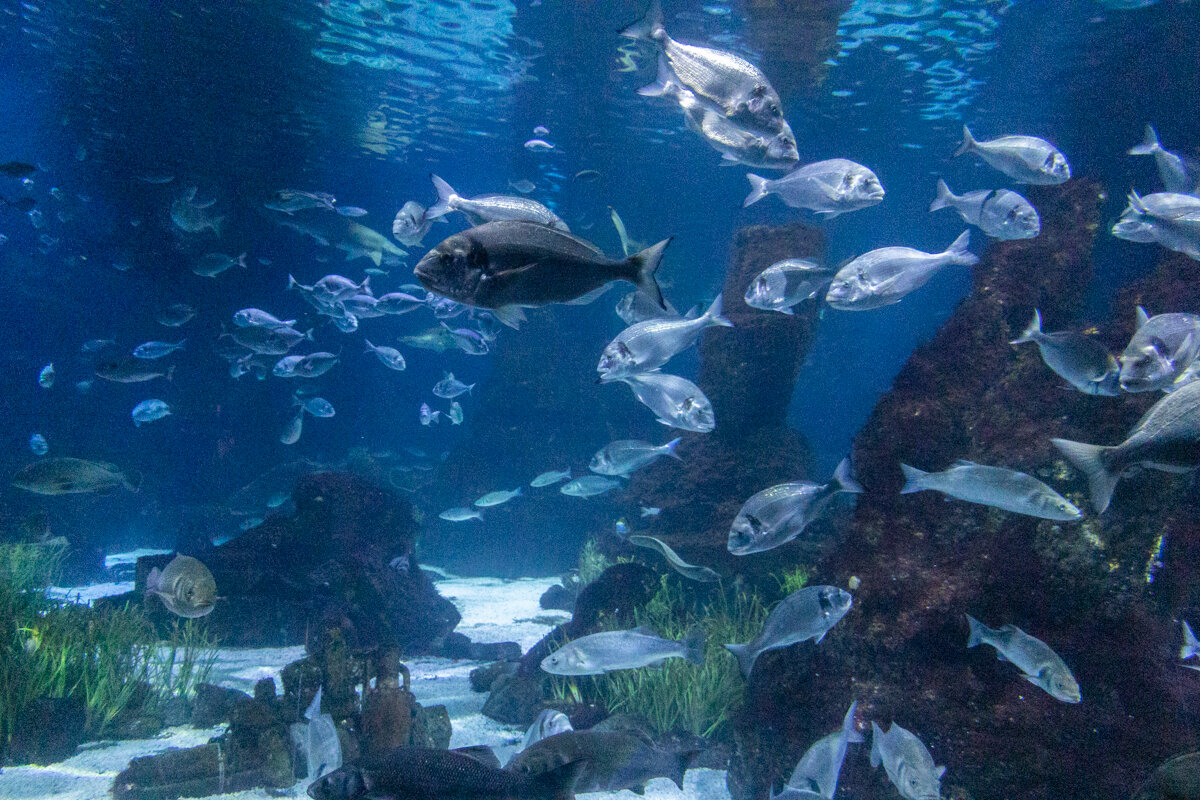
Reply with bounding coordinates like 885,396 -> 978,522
12,457 -> 140,495
307,746 -> 583,800
414,221 -> 670,329
1132,751 -> 1200,800
0,161 -> 37,178
507,730 -> 698,795
95,357 -> 173,383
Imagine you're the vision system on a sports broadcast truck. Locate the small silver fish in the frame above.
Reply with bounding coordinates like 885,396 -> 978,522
133,340 -> 186,360
613,372 -> 715,433
724,585 -> 852,677
531,469 -> 572,487
295,395 -> 335,418
192,252 -> 246,277
785,701 -> 863,800
955,126 -> 1070,184
234,308 -> 296,329
597,294 -> 732,380
1112,190 -> 1200,261
365,339 -> 406,371
540,626 -> 704,675
280,412 -> 303,445
560,475 -> 622,498
392,200 -> 434,246
590,438 -> 682,477
426,175 -> 567,231
728,458 -> 863,555
439,507 -> 483,522
131,399 -> 172,427
433,372 -> 474,399
37,363 -> 54,388
1117,306 -> 1200,392
420,403 -> 440,426
29,434 -> 48,456
900,460 -> 1081,521
448,401 -> 463,425
744,159 -> 884,216
825,231 -> 978,311
966,615 -> 1081,703
474,488 -> 522,507
640,506 -> 661,517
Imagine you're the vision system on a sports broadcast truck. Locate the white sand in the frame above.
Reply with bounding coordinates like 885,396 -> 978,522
0,565 -> 730,800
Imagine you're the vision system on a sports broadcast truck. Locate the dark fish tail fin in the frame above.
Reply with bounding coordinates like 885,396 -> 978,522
724,643 -> 756,678
954,125 -> 976,157
833,456 -> 863,494
527,757 -> 586,800
1010,309 -> 1042,345
620,0 -> 665,40
743,174 -> 770,207
683,626 -> 706,665
898,463 -> 928,494
1051,437 -> 1117,513
1129,124 -> 1161,156
929,179 -> 955,212
427,174 -> 456,218
669,749 -> 702,790
628,238 -> 671,310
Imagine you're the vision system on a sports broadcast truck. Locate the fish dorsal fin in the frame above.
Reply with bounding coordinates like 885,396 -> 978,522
630,625 -> 659,637
451,745 -> 501,769
952,459 -> 979,468
1136,306 -> 1151,328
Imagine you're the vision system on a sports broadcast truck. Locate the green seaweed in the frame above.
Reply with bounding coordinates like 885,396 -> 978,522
549,576 -> 767,739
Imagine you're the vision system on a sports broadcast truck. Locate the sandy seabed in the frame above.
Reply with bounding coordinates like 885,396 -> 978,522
1,562 -> 732,800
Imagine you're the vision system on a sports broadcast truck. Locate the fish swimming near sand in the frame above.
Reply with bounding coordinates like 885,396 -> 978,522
146,554 -> 217,618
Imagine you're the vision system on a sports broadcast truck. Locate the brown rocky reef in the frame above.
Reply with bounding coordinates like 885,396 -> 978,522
627,222 -> 823,576
129,472 -> 461,650
727,181 -> 1200,800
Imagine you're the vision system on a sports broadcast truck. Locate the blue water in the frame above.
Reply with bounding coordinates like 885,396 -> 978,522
0,0 -> 1195,566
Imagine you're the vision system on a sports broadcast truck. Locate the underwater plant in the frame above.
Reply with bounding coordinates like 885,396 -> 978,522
576,537 -> 612,587
0,543 -> 219,751
550,576 -> 767,738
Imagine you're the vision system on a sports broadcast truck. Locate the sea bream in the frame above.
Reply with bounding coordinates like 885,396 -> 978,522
785,701 -> 863,800
392,200 -> 434,246
744,259 -> 835,315
521,710 -> 574,752
743,159 -> 885,217
1010,309 -> 1120,396
1053,379 -> 1200,513
955,126 -> 1070,184
966,614 -> 1081,703
824,231 -> 978,311
899,460 -> 1083,521
590,438 -> 682,477
1111,190 -> 1200,261
426,175 -> 569,231
727,458 -> 863,555
415,220 -> 670,329
612,372 -> 715,433
725,585 -> 852,677
597,293 -> 731,380
929,179 -> 1040,240
1117,307 -> 1200,392
621,0 -> 791,138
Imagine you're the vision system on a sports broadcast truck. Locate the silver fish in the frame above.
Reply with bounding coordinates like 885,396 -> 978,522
785,701 -> 863,800
232,325 -> 308,355
146,555 -> 217,618
133,340 -> 185,360
1010,310 -> 1120,395
474,488 -> 521,507
929,179 -> 1040,240
293,352 -> 340,379
156,304 -> 196,327
540,626 -> 704,675
598,294 -> 732,380
448,401 -> 464,425
869,722 -> 944,800
171,188 -> 225,235
420,403 -> 440,426
560,475 -> 622,498
1128,125 -> 1198,195
131,399 -> 171,427
1052,379 -> 1200,513
728,458 -> 863,555
295,395 -> 335,418
900,460 -> 1082,521
1112,190 -> 1200,261
627,534 -> 719,583
521,709 -> 573,752
234,308 -> 295,330
966,615 -> 1081,703
616,290 -> 682,326
439,507 -> 483,522
426,175 -> 568,231
1118,306 -> 1200,392
622,0 -> 790,138
193,252 -> 246,277
531,469 -> 572,487
637,55 -> 798,170
744,159 -> 885,216
280,412 -> 303,445
590,438 -> 682,477
955,126 -> 1070,184
377,291 -> 427,315
744,259 -> 835,315
613,372 -> 715,433
365,340 -> 406,371
724,585 -> 852,677
433,372 -> 474,399
825,231 -> 978,311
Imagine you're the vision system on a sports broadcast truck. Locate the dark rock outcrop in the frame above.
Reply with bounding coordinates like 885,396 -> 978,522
6,696 -> 86,765
121,472 -> 460,651
727,181 -> 1200,800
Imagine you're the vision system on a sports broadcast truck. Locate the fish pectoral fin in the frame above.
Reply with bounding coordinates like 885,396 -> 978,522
811,177 -> 843,201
